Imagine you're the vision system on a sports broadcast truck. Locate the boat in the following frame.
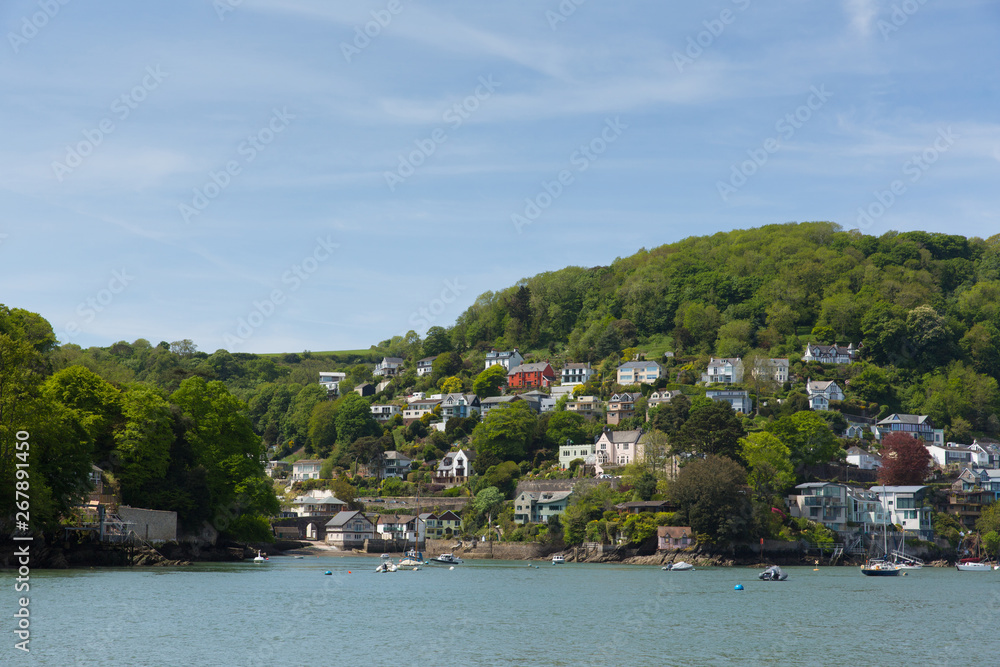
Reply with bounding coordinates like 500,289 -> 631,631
666,561 -> 693,571
758,565 -> 787,581
552,555 -> 565,565
956,533 -> 995,571
253,550 -> 266,563
399,549 -> 425,566
429,553 -> 463,565
375,554 -> 398,573
889,534 -> 923,570
861,512 -> 901,577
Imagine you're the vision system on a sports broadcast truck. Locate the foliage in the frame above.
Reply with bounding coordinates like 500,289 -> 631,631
668,455 -> 751,542
473,364 -> 508,398
671,401 -> 745,458
738,431 -> 795,501
765,411 -> 843,467
470,401 -> 537,470
877,432 -> 932,485
976,501 -> 1000,536
334,392 -> 380,445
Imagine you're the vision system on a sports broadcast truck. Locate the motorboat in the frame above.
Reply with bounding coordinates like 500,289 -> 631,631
552,555 -> 565,565
253,550 -> 266,563
665,561 -> 693,571
376,554 -> 398,573
956,558 -> 993,572
429,553 -> 463,565
758,565 -> 787,581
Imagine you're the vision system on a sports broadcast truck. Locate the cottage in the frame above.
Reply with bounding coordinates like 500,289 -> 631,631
647,389 -> 682,409
290,491 -> 347,517
324,511 -> 375,549
806,379 -> 845,411
657,526 -> 694,550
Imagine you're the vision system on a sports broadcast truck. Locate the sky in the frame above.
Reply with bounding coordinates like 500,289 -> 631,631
1,0 -> 998,354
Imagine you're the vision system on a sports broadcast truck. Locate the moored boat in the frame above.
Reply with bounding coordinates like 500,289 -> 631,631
758,565 -> 787,581
429,553 -> 463,565
552,555 -> 565,565
666,561 -> 693,571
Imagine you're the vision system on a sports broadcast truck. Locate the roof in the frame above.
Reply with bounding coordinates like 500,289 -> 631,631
808,380 -> 839,391
870,486 -> 927,494
325,510 -> 368,528
563,362 -> 591,369
609,392 -> 642,401
417,356 -> 437,364
518,490 -> 571,504
383,451 -> 411,461
706,390 -> 749,398
381,357 -> 405,364
846,446 -> 871,456
486,349 -> 520,358
437,511 -> 462,521
508,362 -> 555,375
707,357 -> 743,367
292,459 -> 324,466
480,395 -> 521,405
598,428 -> 643,444
618,360 -> 661,370
657,526 -> 693,539
293,496 -> 345,506
877,413 -> 932,426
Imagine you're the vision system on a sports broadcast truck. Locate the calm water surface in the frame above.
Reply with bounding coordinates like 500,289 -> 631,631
19,556 -> 1000,666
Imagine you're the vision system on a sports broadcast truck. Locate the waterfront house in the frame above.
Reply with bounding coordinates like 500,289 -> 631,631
291,459 -> 323,481
325,511 -> 375,549
701,357 -> 744,385
513,490 -> 572,524
561,362 -> 595,385
786,482 -> 886,535
657,526 -> 694,550
375,514 -> 423,544
291,491 -> 347,517
806,379 -> 845,411
484,348 -> 524,371
616,360 -> 662,385
870,485 -> 934,540
437,510 -> 462,537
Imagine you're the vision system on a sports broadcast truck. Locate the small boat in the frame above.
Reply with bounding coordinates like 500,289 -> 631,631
552,555 -> 565,565
429,553 -> 463,565
758,565 -> 787,581
253,550 -> 266,563
861,559 -> 900,576
399,549 -> 425,566
666,561 -> 693,571
956,558 -> 993,572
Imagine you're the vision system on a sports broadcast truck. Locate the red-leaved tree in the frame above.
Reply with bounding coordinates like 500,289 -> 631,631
877,432 -> 932,485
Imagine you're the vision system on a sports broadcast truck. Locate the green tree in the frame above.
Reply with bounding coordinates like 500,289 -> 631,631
470,401 -> 537,469
738,431 -> 795,502
473,364 -> 508,398
671,400 -> 745,458
114,384 -> 174,503
766,411 -> 842,467
307,400 -> 338,457
42,365 -> 122,462
545,411 -> 587,449
334,392 -> 381,446
669,455 -> 752,542
474,486 -> 506,539
423,326 -> 453,357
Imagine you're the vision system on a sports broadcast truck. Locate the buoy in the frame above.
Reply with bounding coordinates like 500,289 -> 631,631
324,571 -> 332,575
449,566 -> 455,570
734,584 -> 744,590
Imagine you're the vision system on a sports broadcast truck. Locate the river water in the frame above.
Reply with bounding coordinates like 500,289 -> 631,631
17,556 -> 1000,666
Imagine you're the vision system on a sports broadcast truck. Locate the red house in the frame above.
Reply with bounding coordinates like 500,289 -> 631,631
507,362 -> 556,389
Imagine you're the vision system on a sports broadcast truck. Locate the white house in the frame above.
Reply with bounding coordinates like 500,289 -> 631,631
291,459 -> 323,481
870,486 -> 934,540
617,361 -> 662,385
561,362 -> 595,385
484,349 -> 523,371
706,390 -> 752,414
375,514 -> 424,544
436,449 -> 473,484
416,356 -> 437,377
806,379 -> 845,411
371,404 -> 401,422
290,490 -> 347,517
802,343 -> 859,364
381,451 -> 413,479
701,357 -> 744,384
324,511 -> 374,549
558,441 -> 597,469
373,357 -> 405,377
752,358 -> 789,384
787,482 -> 887,534
594,427 -> 644,471
319,371 -> 346,395
647,389 -> 682,409
403,396 -> 441,423
845,446 -> 882,470
926,442 -> 990,468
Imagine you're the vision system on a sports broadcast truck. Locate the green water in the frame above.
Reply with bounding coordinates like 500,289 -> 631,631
16,557 -> 1000,666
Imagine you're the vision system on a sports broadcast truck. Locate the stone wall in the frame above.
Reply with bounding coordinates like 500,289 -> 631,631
118,506 -> 177,543
425,538 -> 552,560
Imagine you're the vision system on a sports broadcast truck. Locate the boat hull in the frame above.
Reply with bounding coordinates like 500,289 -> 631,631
956,563 -> 993,572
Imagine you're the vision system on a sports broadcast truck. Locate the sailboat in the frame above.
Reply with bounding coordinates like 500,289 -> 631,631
891,533 -> 923,571
861,511 -> 900,577
956,533 -> 994,572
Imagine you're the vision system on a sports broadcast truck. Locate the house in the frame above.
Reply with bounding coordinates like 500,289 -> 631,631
403,396 -> 441,424
373,357 -> 405,378
875,414 -> 944,445
618,500 -> 673,514
381,451 -> 413,479
701,357 -> 744,385
324,511 -> 374,549
926,442 -> 989,468
437,510 -> 462,537
484,349 -> 523,371
439,393 -> 480,419
802,343 -> 859,364
606,392 -> 642,425
519,390 -> 556,414
617,360 -> 662,385
513,490 -> 572,524
561,362 -> 595,385
806,379 -> 845,411
319,371 -> 346,395
265,461 -> 290,479
786,482 -> 887,534
478,394 -> 521,417
507,362 -> 556,389
647,389 -> 682,409
416,356 -> 437,377
290,491 -> 347,517
566,395 -> 603,420
953,468 -> 1000,498
752,358 -> 789,384
971,440 -> 1000,468
436,449 -> 473,485
594,427 -> 644,470
355,382 -> 375,397
657,526 -> 694,550
842,414 -> 875,439
371,404 -> 401,422
845,446 -> 882,470
706,390 -> 752,414
870,486 -> 934,540
291,459 -> 323,481
375,514 -> 423,544
559,441 -> 597,469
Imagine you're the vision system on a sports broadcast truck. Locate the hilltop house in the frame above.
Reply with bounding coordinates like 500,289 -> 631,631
561,362 -> 595,385
373,357 -> 405,378
607,392 -> 642,425
416,356 -> 437,377
325,511 -> 374,549
318,371 -> 346,395
513,490 -> 572,524
617,360 -> 662,385
806,379 -> 845,410
875,414 -> 944,446
802,343 -> 859,364
706,390 -> 752,414
507,362 -> 556,389
291,459 -> 323,481
484,349 -> 523,371
701,357 -> 744,385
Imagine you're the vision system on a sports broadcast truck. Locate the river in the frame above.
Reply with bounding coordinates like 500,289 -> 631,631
18,556 -> 1000,666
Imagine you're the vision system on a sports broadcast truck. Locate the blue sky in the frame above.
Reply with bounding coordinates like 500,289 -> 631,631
2,0 -> 998,354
